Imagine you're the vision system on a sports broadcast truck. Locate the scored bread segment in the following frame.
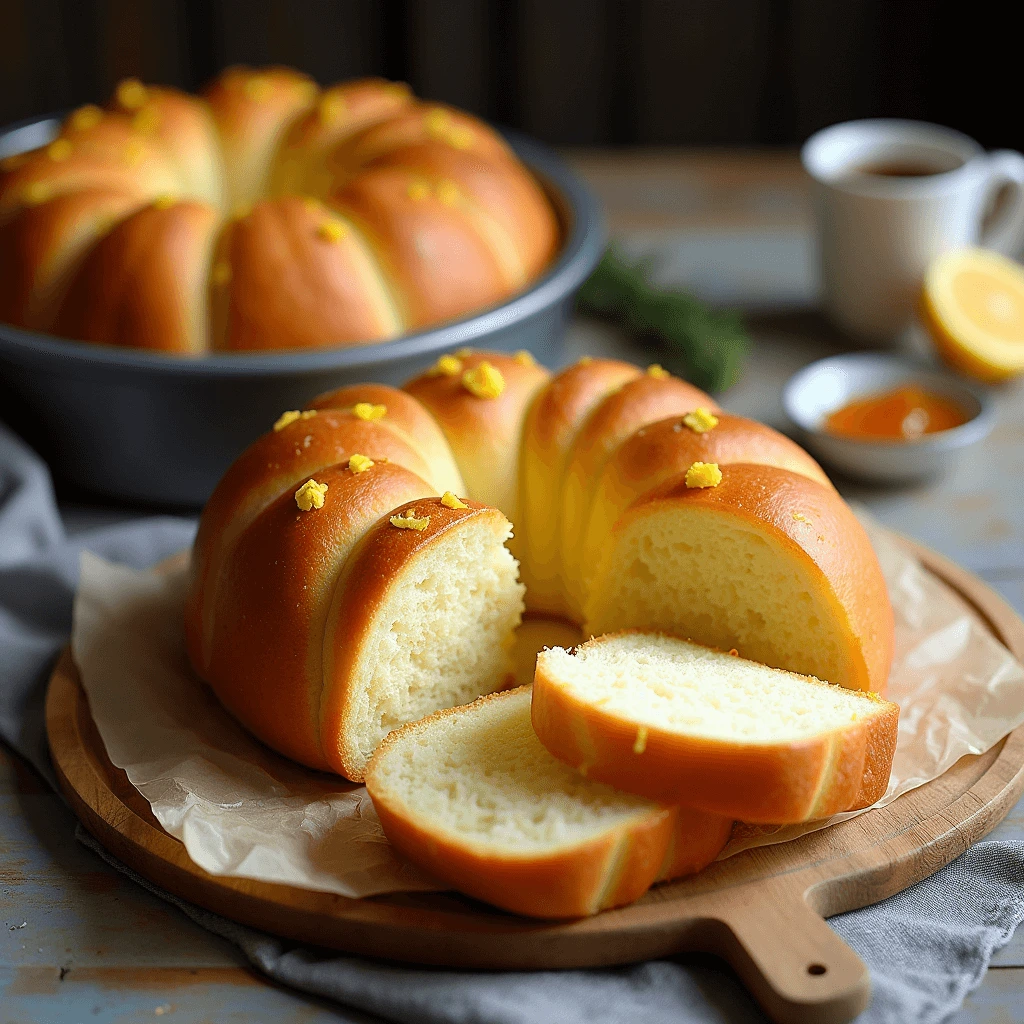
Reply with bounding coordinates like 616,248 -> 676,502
365,687 -> 731,918
583,462 -> 893,694
322,496 -> 526,780
532,632 -> 899,824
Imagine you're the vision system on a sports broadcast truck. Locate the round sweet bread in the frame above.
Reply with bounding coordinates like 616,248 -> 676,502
0,68 -> 559,353
185,351 -> 894,782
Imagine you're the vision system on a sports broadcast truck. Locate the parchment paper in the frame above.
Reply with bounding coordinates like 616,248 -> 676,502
70,519 -> 1024,897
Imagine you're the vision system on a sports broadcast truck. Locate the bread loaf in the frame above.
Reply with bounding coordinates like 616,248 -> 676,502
532,632 -> 899,823
186,350 -> 894,785
0,68 -> 559,353
365,687 -> 732,918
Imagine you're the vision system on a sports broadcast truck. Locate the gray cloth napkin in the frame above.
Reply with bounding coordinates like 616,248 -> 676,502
1,419 -> 1023,1024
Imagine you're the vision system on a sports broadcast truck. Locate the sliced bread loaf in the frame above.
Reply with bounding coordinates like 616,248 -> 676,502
532,632 -> 899,824
364,687 -> 731,918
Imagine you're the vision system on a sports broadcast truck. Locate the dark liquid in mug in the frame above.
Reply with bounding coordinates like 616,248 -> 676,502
855,160 -> 956,178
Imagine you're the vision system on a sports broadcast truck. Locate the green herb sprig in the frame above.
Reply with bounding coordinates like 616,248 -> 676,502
577,247 -> 749,393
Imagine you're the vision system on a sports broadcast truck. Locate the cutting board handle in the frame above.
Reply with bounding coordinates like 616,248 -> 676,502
707,880 -> 871,1024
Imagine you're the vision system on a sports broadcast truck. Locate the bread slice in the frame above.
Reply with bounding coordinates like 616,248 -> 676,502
365,687 -> 732,918
532,632 -> 899,824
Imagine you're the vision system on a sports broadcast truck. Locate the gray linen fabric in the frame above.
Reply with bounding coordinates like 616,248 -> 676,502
2,420 -> 1023,1024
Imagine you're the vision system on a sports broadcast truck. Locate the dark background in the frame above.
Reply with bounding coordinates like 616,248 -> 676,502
0,0 -> 1017,150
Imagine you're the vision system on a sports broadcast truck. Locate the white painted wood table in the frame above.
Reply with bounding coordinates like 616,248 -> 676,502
2,150 -> 1022,1022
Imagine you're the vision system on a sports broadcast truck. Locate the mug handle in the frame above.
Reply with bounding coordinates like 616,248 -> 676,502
979,150 -> 1024,255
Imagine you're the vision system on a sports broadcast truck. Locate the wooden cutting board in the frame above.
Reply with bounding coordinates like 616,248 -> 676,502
45,540 -> 1024,1024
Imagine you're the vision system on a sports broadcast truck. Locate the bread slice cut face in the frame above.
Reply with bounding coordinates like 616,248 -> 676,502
365,687 -> 731,918
583,463 -> 893,694
323,498 -> 526,779
532,632 -> 899,824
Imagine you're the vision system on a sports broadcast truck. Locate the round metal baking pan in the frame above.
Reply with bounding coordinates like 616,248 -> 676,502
0,115 -> 605,506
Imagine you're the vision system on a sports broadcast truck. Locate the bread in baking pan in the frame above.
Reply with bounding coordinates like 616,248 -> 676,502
364,686 -> 732,918
0,68 -> 559,353
532,632 -> 899,823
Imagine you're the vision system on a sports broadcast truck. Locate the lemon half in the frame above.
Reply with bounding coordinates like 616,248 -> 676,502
922,247 -> 1024,382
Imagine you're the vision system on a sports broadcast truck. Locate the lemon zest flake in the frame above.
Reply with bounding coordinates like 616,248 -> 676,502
70,105 -> 103,131
348,453 -> 374,474
682,407 -> 719,434
633,726 -> 648,755
295,479 -> 328,511
513,349 -> 536,366
462,361 -> 505,399
441,491 -> 468,509
47,139 -> 72,162
647,363 -> 670,379
685,461 -> 722,489
317,219 -> 348,243
390,509 -> 430,531
352,402 -> 386,421
273,409 -> 316,431
116,78 -> 148,110
428,354 -> 463,377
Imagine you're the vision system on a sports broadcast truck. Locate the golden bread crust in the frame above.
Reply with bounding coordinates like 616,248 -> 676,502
365,688 -> 731,918
203,460 -> 435,770
531,633 -> 899,823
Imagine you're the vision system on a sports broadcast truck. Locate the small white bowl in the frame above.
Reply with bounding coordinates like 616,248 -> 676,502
783,353 -> 995,483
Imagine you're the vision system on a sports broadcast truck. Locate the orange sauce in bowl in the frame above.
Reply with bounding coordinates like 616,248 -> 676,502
824,385 -> 970,441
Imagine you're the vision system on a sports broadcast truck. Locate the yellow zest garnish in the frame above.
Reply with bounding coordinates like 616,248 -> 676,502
682,407 -> 719,434
132,106 -> 160,135
244,76 -> 273,101
116,78 -> 148,110
352,402 -> 386,421
647,363 -> 670,379
348,453 -> 374,474
152,195 -> 176,210
318,92 -> 346,123
390,510 -> 430,531
578,355 -> 593,365
23,182 -> 51,206
685,461 -> 722,489
633,726 -> 648,755
273,409 -> 316,431
47,139 -> 72,162
425,107 -> 449,136
428,354 -> 462,377
462,361 -> 505,399
295,479 -> 328,511
317,219 -> 348,243
792,512 -> 807,522
514,349 -> 536,366
211,262 -> 232,286
455,347 -> 473,358
407,180 -> 430,201
441,491 -> 468,509
447,125 -> 473,149
123,139 -> 145,166
70,105 -> 103,131
436,180 -> 460,206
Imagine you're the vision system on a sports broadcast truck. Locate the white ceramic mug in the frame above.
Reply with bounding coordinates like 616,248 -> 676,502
801,119 -> 1024,342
